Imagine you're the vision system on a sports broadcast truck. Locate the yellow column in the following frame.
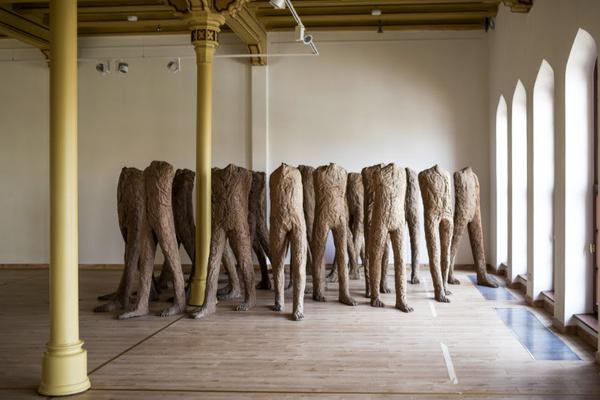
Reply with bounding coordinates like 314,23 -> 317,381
39,0 -> 91,396
188,12 -> 225,306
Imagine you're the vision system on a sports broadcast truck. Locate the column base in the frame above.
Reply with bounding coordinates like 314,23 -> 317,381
39,341 -> 91,397
188,277 -> 206,306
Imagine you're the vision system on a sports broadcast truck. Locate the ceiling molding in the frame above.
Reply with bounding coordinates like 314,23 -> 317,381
502,0 -> 533,13
0,6 -> 48,49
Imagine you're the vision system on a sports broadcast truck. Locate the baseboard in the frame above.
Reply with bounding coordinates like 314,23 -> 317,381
551,316 -> 577,335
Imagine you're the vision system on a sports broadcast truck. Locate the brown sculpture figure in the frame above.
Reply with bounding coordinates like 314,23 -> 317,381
368,164 -> 413,312
249,171 -> 273,290
119,161 -> 187,318
346,172 -> 365,280
95,167 -> 146,313
193,164 -> 256,319
362,164 -> 391,297
311,163 -> 357,306
448,167 -> 498,288
419,165 -> 453,303
298,165 -> 315,279
405,168 -> 422,285
216,242 -> 243,300
270,164 -> 307,321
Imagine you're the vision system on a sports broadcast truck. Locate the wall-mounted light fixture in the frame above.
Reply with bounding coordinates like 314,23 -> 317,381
269,0 -> 286,9
167,58 -> 181,73
95,61 -> 111,75
117,61 -> 129,74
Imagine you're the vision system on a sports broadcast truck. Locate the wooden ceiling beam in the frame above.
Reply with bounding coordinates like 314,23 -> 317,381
0,6 -> 48,48
250,0 -> 501,8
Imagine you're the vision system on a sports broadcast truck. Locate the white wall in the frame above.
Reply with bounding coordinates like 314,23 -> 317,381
488,0 -> 600,326
0,30 -> 489,267
268,30 -> 489,264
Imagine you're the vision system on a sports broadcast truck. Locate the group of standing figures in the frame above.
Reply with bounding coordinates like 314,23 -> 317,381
96,161 -> 498,322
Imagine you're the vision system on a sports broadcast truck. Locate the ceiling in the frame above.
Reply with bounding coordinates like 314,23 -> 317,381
0,0 -> 532,62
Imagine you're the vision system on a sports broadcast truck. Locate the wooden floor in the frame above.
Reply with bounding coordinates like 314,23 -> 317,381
1,268 -> 599,399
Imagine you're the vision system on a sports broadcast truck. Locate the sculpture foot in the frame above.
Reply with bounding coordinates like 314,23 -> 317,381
380,285 -> 392,294
370,298 -> 385,308
477,274 -> 499,288
349,267 -> 361,280
272,302 -> 283,312
118,308 -> 149,320
292,310 -> 304,321
160,303 -> 185,317
218,289 -> 242,301
445,289 -> 453,295
312,293 -> 327,302
396,303 -> 414,313
97,292 -> 117,301
339,295 -> 358,306
192,303 -> 216,319
256,279 -> 272,290
448,276 -> 461,285
434,293 -> 451,303
304,286 -> 313,295
327,273 -> 339,283
94,300 -> 122,313
234,301 -> 255,311
410,274 -> 421,284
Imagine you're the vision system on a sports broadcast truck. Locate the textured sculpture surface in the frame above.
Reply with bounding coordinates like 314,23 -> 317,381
361,164 -> 391,297
193,164 -> 256,319
95,167 -> 146,313
120,161 -> 186,318
449,167 -> 498,288
270,164 -> 307,320
249,171 -> 272,290
368,164 -> 413,312
419,165 -> 453,303
346,172 -> 365,280
311,163 -> 357,306
298,165 -> 315,279
405,168 -> 422,285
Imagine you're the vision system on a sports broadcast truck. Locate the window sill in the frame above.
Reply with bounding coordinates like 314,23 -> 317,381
574,314 -> 598,350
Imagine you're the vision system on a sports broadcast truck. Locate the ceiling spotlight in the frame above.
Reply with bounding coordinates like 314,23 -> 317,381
371,9 -> 382,16
117,61 -> 129,74
167,58 -> 181,73
127,15 -> 138,22
95,61 -> 110,75
270,0 -> 286,9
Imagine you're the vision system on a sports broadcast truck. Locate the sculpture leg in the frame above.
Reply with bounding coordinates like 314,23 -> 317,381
440,218 -> 453,297
380,240 -> 392,293
408,220 -> 421,285
229,227 -> 256,311
270,223 -> 287,312
310,219 -> 328,302
369,224 -> 387,308
290,227 -> 307,321
156,233 -> 186,317
391,228 -> 412,312
347,227 -> 360,280
254,237 -> 272,290
118,232 -> 156,319
192,227 -> 226,319
332,225 -> 357,306
217,242 -> 242,300
448,213 -> 466,285
424,217 -> 449,303
469,209 -> 498,288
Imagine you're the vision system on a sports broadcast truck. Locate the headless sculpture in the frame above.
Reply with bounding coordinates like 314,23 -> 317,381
298,165 -> 315,278
368,164 -> 413,312
95,167 -> 146,313
120,161 -> 187,318
448,167 -> 498,288
419,165 -> 453,303
405,168 -> 422,285
346,172 -> 365,280
193,164 -> 256,319
250,171 -> 273,290
270,164 -> 307,321
311,163 -> 357,306
362,164 -> 391,297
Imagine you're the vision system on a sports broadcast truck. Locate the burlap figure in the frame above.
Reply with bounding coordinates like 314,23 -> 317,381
346,172 -> 365,280
419,165 -> 453,303
405,168 -> 422,285
362,164 -> 391,298
311,163 -> 357,306
246,171 -> 272,290
270,164 -> 307,321
368,164 -> 413,312
449,167 -> 498,288
193,164 -> 256,319
120,161 -> 186,318
95,167 -> 146,313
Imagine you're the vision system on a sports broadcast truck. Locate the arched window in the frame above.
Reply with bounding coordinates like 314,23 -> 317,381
495,96 -> 508,269
531,60 -> 555,300
563,29 -> 597,320
510,81 -> 527,283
